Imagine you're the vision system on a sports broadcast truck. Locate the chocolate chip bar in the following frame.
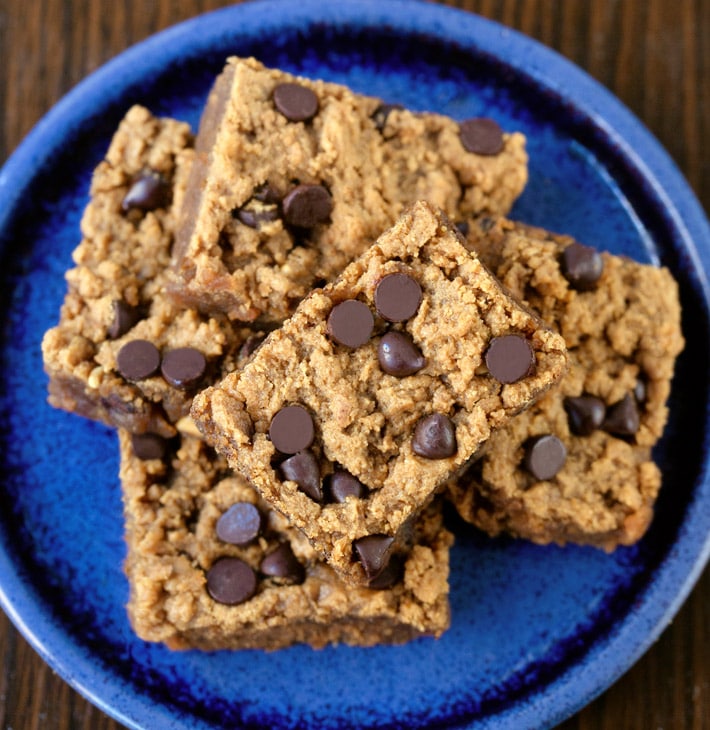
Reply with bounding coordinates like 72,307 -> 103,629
170,56 -> 528,323
120,430 -> 453,650
447,217 -> 684,550
41,106 -> 258,438
192,202 -> 569,584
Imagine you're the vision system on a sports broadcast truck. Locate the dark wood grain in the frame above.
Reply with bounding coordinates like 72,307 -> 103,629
0,1 -> 707,728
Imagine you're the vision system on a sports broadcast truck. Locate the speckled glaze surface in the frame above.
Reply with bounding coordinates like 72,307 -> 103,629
0,2 -> 708,729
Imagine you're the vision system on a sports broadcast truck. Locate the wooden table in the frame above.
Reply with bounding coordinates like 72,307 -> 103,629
0,1 -> 707,728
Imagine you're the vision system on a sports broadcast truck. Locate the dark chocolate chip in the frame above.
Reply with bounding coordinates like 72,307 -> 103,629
633,378 -> 647,404
260,543 -> 305,583
160,347 -> 207,389
239,333 -> 267,360
374,272 -> 423,322
282,184 -> 333,228
564,395 -> 606,436
216,502 -> 262,545
116,339 -> 161,381
603,393 -> 640,437
252,183 -> 281,204
455,221 -> 470,237
329,469 -> 366,503
459,118 -> 504,155
273,82 -> 319,122
235,204 -> 280,229
354,534 -> 395,580
131,432 -> 168,460
326,299 -> 374,348
412,413 -> 457,459
121,171 -> 170,212
108,300 -> 141,339
524,434 -> 567,480
206,557 -> 257,605
368,553 -> 405,590
378,331 -> 426,376
269,405 -> 315,454
279,450 -> 322,501
560,242 -> 604,291
485,334 -> 535,384
371,103 -> 404,132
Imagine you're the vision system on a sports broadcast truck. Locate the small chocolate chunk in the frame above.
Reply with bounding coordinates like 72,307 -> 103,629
260,542 -> 305,584
564,395 -> 606,436
378,331 -> 426,376
368,553 -> 405,590
131,432 -> 168,460
374,272 -> 423,322
108,300 -> 141,339
524,434 -> 567,480
560,242 -> 604,291
282,184 -> 332,228
235,203 -> 280,229
633,377 -> 647,404
459,118 -> 504,155
160,347 -> 206,389
279,450 -> 322,501
121,171 -> 170,212
273,82 -> 319,122
354,534 -> 395,580
116,339 -> 161,381
371,103 -> 404,132
329,469 -> 366,503
206,557 -> 257,605
455,221 -> 470,237
269,405 -> 315,454
603,393 -> 640,437
239,333 -> 267,360
412,413 -> 457,459
216,502 -> 262,545
326,299 -> 374,348
485,334 -> 535,384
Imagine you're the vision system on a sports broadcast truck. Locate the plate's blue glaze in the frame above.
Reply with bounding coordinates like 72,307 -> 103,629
0,2 -> 708,729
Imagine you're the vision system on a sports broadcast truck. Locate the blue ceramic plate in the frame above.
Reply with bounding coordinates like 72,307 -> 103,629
0,2 -> 708,728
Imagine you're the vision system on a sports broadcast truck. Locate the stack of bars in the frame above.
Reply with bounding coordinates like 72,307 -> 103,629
42,57 -> 684,651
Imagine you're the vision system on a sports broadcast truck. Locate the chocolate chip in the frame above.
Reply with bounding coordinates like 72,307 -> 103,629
459,118 -> 504,155
206,557 -> 257,605
371,103 -> 404,132
269,405 -> 315,454
524,434 -> 567,480
412,413 -> 457,459
121,171 -> 170,212
160,347 -> 206,390
238,333 -> 267,360
633,377 -> 647,404
378,331 -> 426,376
560,242 -> 604,291
116,339 -> 161,381
354,534 -> 395,580
108,300 -> 141,339
282,184 -> 332,228
328,469 -> 366,502
326,299 -> 374,348
603,393 -> 640,437
252,183 -> 281,204
260,543 -> 305,583
273,82 -> 319,122
374,273 -> 423,322
235,203 -> 280,228
564,395 -> 606,436
216,502 -> 262,545
368,553 -> 405,590
485,334 -> 535,384
279,450 -> 322,501
131,432 -> 168,460
455,221 -> 470,237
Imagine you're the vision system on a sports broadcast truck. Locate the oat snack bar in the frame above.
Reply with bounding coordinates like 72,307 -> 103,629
192,202 -> 568,584
41,106 -> 258,438
170,56 -> 528,323
447,217 -> 684,550
120,430 -> 453,650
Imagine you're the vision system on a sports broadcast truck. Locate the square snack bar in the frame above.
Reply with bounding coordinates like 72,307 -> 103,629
120,430 -> 453,650
42,106 -> 259,440
170,56 -> 529,323
192,202 -> 568,584
448,217 -> 684,550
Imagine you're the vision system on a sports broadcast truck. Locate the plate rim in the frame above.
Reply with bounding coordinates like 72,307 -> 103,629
0,1 -> 709,728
